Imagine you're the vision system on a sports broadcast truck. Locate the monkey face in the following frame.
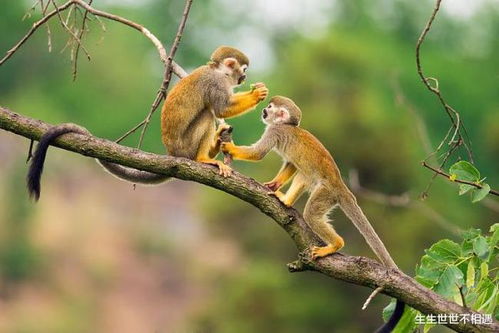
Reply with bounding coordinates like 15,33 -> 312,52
218,58 -> 247,86
262,103 -> 292,126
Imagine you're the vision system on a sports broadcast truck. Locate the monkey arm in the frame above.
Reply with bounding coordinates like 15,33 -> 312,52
217,84 -> 268,119
221,131 -> 275,161
221,142 -> 267,161
264,162 -> 297,191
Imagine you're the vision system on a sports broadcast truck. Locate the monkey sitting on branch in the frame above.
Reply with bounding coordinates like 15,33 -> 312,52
27,46 -> 268,200
221,96 -> 404,333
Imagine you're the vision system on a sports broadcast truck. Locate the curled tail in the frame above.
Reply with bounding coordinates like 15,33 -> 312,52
27,123 -> 170,201
339,190 -> 405,332
27,124 -> 88,200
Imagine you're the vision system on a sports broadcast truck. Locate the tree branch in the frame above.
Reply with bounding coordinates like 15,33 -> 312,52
0,0 -> 187,78
422,162 -> 499,197
0,107 -> 496,333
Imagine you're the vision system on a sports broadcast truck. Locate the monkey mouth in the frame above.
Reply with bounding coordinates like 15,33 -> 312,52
238,75 -> 246,85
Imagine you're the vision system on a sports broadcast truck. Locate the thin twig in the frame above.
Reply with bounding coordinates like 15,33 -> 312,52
459,286 -> 467,309
72,0 -> 93,81
0,1 -> 74,66
422,162 -> 499,197
0,0 -> 187,79
362,286 -> 383,310
136,0 -> 194,148
48,0 -> 91,61
415,0 -> 474,193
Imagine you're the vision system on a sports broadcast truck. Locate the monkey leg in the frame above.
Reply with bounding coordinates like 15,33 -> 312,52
196,127 -> 232,177
304,186 -> 344,260
274,172 -> 306,207
209,123 -> 232,158
264,162 -> 297,191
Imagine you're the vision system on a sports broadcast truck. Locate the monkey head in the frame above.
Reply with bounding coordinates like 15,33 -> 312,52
210,46 -> 249,86
262,96 -> 302,126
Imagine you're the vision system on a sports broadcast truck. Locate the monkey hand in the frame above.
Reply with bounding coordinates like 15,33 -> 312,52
220,141 -> 235,155
263,180 -> 282,192
216,123 -> 232,135
251,82 -> 268,102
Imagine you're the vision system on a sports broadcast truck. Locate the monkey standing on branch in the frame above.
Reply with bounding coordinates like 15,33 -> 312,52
27,46 -> 268,200
221,96 -> 405,333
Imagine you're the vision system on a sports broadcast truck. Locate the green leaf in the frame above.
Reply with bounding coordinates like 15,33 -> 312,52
480,262 -> 489,279
382,299 -> 396,321
459,183 -> 475,195
462,228 -> 481,241
474,236 -> 489,259
449,161 -> 481,182
416,275 -> 437,288
434,266 -> 464,297
426,239 -> 462,264
466,261 -> 475,289
487,224 -> 499,262
472,183 -> 490,203
392,308 -> 418,333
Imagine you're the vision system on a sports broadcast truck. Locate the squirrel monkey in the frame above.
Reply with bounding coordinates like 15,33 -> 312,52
26,46 -> 268,200
221,96 -> 404,333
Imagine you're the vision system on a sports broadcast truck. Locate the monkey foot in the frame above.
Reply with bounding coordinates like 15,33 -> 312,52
264,180 -> 282,192
200,159 -> 232,177
311,242 -> 344,260
268,190 -> 292,207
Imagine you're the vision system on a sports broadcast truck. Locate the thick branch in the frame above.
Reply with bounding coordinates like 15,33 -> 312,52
0,107 -> 497,333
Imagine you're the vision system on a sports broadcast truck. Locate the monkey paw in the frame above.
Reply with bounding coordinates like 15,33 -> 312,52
264,180 -> 281,192
200,159 -> 232,177
268,190 -> 291,207
216,123 -> 232,136
311,241 -> 344,260
252,82 -> 269,102
220,142 -> 234,154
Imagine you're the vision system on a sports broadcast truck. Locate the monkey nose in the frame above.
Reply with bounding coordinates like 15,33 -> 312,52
238,75 -> 246,85
262,109 -> 268,118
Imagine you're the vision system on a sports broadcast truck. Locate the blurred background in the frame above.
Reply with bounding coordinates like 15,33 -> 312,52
0,0 -> 498,332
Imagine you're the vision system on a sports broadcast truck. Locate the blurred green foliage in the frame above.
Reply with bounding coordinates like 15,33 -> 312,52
0,0 -> 498,332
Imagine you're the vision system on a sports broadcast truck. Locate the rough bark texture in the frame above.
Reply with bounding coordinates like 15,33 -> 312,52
0,106 -> 497,333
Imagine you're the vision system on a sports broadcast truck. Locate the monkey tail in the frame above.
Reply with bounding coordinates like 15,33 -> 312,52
375,300 -> 405,333
338,192 -> 397,268
27,124 -> 89,201
338,191 -> 405,332
27,123 -> 171,201
97,160 -> 171,185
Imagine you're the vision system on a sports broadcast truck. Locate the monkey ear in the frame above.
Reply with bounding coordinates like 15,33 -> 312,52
223,57 -> 237,69
276,109 -> 290,123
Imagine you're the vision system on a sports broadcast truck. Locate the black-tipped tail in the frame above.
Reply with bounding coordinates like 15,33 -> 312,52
375,300 -> 405,333
27,124 -> 88,201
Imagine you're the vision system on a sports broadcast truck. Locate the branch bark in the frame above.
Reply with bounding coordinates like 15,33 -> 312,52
0,107 -> 496,333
